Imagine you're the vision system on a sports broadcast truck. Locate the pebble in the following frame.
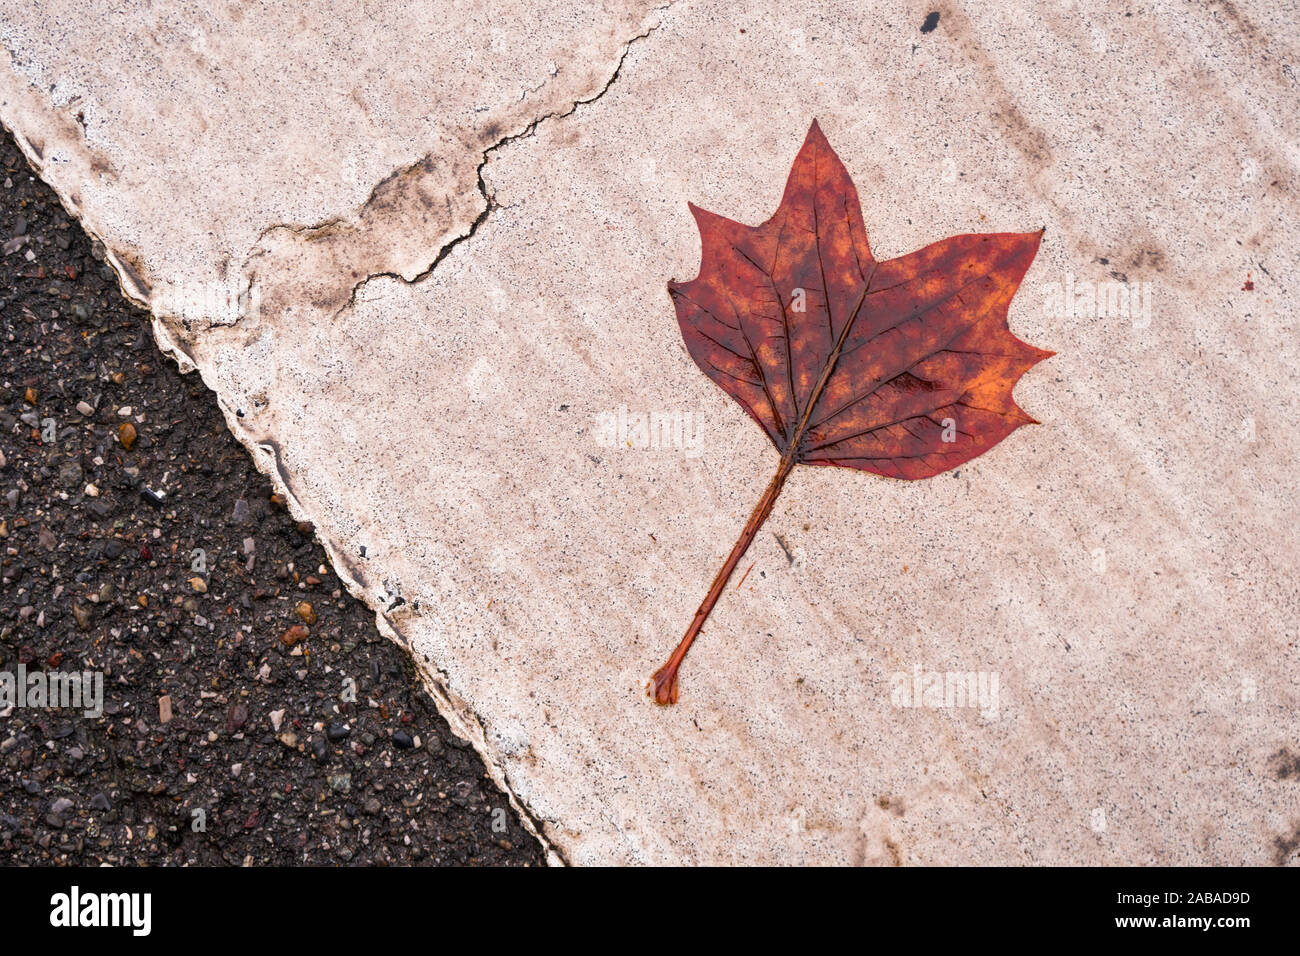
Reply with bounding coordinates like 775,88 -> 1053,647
326,721 -> 350,741
392,730 -> 414,749
84,483 -> 99,497
189,576 -> 207,593
118,422 -> 137,450
328,773 -> 351,794
295,601 -> 317,625
280,624 -> 309,647
269,709 -> 285,732
226,701 -> 248,733
76,400 -> 94,416
158,695 -> 173,723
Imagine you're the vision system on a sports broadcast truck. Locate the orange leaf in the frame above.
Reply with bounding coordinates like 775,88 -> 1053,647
651,121 -> 1052,705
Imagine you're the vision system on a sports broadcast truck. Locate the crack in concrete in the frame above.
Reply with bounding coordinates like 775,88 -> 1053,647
324,2 -> 674,323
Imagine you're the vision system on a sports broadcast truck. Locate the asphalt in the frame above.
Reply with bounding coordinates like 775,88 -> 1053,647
0,126 -> 544,866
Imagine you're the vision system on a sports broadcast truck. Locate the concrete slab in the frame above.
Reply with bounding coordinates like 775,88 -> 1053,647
3,0 -> 1298,864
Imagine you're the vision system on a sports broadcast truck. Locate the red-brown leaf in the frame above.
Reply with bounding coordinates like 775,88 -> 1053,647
652,120 -> 1052,704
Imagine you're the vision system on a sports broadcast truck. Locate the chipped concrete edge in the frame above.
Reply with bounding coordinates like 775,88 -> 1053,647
0,2 -> 676,868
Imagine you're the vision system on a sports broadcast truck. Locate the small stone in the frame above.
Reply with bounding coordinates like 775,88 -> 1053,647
37,526 -> 56,550
84,483 -> 99,497
326,721 -> 350,741
242,536 -> 256,556
158,694 -> 173,724
118,422 -> 137,450
392,729 -> 415,749
50,797 -> 74,815
231,498 -> 250,523
277,731 -> 298,748
328,772 -> 351,794
110,371 -> 125,385
294,601 -> 317,626
76,400 -> 94,416
225,701 -> 248,733
72,603 -> 91,630
189,576 -> 207,593
23,387 -> 36,404
280,623 -> 309,647
58,461 -> 82,487
89,793 -> 111,811
269,709 -> 286,732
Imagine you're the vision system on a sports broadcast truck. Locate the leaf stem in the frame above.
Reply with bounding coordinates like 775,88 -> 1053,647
650,452 -> 797,705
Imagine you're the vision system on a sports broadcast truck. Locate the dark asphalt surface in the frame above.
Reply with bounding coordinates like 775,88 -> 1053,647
0,126 -> 544,866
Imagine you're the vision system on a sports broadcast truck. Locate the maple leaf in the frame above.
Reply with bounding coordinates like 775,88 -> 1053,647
651,120 -> 1053,705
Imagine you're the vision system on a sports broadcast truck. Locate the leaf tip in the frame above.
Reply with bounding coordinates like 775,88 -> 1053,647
685,200 -> 720,229
805,118 -> 831,149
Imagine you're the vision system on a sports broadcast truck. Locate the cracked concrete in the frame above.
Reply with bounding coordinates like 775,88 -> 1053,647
3,0 -> 1299,865
315,5 -> 674,330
